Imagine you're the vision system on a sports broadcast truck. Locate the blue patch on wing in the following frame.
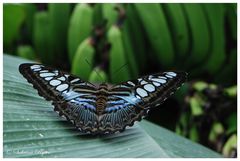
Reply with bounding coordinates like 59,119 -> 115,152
105,95 -> 142,113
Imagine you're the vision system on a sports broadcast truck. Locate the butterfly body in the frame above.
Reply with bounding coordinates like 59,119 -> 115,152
19,63 -> 187,134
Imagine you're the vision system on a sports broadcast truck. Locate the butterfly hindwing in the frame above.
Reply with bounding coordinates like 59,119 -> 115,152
99,95 -> 145,133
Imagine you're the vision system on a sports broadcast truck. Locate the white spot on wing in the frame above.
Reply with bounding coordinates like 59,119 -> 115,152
144,84 -> 155,92
136,95 -> 141,99
151,78 -> 167,84
50,79 -> 61,86
45,77 -> 53,81
40,70 -> 48,73
33,68 -> 41,72
140,80 -> 148,85
136,88 -> 148,97
158,76 -> 167,79
58,76 -> 66,81
153,82 -> 161,87
148,75 -> 154,79
56,84 -> 68,92
167,72 -> 177,77
127,81 -> 135,86
71,78 -> 80,83
165,74 -> 173,78
40,72 -> 55,77
30,65 -> 41,69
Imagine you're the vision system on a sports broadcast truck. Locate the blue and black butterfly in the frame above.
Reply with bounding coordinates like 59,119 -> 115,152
19,63 -> 187,134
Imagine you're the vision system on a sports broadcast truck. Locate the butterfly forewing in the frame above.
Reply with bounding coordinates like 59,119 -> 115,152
109,71 -> 187,109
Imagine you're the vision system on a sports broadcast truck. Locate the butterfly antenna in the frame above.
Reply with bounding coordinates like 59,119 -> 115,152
85,59 -> 104,82
111,62 -> 128,79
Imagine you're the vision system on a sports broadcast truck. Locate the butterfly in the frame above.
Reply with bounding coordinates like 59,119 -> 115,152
19,63 -> 187,134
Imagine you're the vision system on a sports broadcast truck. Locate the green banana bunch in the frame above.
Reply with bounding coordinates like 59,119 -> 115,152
182,4 -> 210,70
107,25 -> 131,83
176,81 -> 237,157
17,45 -> 36,60
71,37 -> 95,81
33,11 -> 54,65
88,67 -> 108,83
49,4 -> 70,64
68,4 -> 93,63
134,4 -> 175,69
162,4 -> 189,64
123,4 -> 146,73
102,3 -> 118,29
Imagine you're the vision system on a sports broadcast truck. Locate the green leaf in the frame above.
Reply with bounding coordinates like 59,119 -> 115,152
3,54 -> 222,158
140,121 -> 221,157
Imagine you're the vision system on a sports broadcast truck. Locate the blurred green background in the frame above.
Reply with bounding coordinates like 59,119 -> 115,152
3,3 -> 237,157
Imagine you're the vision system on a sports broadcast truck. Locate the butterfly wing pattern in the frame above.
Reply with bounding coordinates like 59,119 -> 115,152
19,63 -> 187,134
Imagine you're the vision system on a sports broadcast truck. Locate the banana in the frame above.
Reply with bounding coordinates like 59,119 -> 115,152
189,124 -> 199,142
68,4 -> 93,63
3,4 -> 25,49
175,111 -> 190,136
134,4 -> 175,69
189,96 -> 203,116
88,67 -> 108,83
33,11 -> 54,65
49,4 -> 70,65
224,85 -> 237,98
121,24 -> 138,79
192,81 -> 208,92
93,3 -> 103,26
200,4 -> 226,75
222,134 -> 237,157
162,4 -> 189,65
120,6 -> 139,79
22,4 -> 37,43
182,4 -> 211,70
214,48 -> 237,86
107,25 -> 131,83
17,45 -> 36,60
208,122 -> 224,143
225,4 -> 237,41
124,4 -> 147,73
102,3 -> 118,29
71,37 -> 95,81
